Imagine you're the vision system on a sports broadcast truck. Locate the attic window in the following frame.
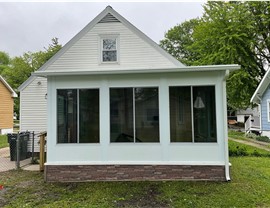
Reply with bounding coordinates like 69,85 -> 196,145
102,37 -> 118,62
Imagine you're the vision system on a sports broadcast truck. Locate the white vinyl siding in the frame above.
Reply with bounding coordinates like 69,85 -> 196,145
20,77 -> 47,152
46,22 -> 178,71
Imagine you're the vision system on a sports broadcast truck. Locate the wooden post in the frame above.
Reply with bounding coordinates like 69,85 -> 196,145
38,132 -> 47,172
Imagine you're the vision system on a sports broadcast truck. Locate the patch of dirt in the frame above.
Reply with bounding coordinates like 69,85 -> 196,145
115,184 -> 169,208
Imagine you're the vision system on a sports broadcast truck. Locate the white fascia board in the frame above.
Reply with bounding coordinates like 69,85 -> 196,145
33,64 -> 240,77
250,69 -> 270,104
0,75 -> 18,97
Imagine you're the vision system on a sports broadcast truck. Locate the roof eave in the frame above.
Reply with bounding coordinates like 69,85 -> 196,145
32,64 -> 240,77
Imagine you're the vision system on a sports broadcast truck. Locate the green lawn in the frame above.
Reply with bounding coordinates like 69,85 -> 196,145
0,135 -> 8,149
0,157 -> 269,207
0,137 -> 270,207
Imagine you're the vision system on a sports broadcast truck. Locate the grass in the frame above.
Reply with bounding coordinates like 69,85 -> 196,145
228,130 -> 246,140
229,140 -> 270,157
0,157 -> 269,207
0,135 -> 270,207
0,135 -> 8,149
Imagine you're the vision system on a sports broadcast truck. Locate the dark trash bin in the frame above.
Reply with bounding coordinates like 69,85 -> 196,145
7,132 -> 30,161
7,133 -> 18,161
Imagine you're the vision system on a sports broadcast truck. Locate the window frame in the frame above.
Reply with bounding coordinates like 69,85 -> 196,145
56,88 -> 100,144
169,85 -> 217,143
100,35 -> 119,64
267,99 -> 270,122
109,86 -> 160,143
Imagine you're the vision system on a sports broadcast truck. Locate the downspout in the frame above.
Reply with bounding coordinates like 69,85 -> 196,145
223,70 -> 231,181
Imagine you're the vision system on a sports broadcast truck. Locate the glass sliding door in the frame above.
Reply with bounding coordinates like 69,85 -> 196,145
169,86 -> 192,142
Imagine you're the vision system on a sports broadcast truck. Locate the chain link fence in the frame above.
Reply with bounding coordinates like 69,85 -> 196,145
0,131 -> 40,172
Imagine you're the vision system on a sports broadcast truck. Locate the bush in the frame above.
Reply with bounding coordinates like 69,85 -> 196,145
256,136 -> 270,143
229,145 -> 248,156
246,133 -> 257,140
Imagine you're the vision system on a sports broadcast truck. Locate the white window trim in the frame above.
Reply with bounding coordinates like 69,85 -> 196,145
99,34 -> 120,64
267,99 -> 270,122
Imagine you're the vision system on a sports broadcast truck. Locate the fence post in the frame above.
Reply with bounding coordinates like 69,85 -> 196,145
16,133 -> 20,170
31,131 -> 35,163
39,132 -> 47,172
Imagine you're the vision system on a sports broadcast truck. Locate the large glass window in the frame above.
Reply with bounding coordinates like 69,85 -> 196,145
57,89 -> 100,143
193,86 -> 216,142
169,86 -> 217,143
79,89 -> 100,143
110,87 -> 159,143
169,87 -> 192,142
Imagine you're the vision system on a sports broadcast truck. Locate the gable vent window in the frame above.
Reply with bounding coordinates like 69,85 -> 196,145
102,37 -> 118,62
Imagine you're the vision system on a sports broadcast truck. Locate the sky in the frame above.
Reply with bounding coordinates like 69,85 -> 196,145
0,2 -> 204,57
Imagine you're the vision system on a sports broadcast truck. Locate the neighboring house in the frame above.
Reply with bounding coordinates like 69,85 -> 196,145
250,68 -> 270,137
21,6 -> 240,182
236,107 -> 259,123
0,75 -> 17,134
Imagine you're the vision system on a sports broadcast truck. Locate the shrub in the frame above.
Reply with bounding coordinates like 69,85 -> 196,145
246,133 -> 257,140
229,145 -> 248,156
256,136 -> 270,143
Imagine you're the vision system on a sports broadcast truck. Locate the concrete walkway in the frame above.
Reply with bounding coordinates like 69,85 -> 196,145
229,137 -> 270,152
0,147 -> 39,172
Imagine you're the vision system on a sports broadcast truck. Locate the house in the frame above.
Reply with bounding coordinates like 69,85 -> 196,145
0,75 -> 17,134
22,6 -> 240,182
250,68 -> 270,137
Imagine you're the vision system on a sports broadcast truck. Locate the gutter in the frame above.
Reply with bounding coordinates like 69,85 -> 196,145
223,70 -> 231,181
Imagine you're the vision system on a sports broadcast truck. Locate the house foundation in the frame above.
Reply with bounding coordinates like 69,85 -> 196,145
45,165 -> 226,182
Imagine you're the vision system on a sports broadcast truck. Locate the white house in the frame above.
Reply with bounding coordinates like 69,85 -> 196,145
23,6 -> 240,182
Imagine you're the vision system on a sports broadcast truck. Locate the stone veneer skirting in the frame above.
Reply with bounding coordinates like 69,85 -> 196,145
45,165 -> 226,182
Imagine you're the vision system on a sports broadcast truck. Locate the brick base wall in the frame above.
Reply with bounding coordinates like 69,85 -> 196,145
45,165 -> 226,182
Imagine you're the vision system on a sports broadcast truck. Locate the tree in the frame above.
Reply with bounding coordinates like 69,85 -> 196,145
0,51 -> 10,74
160,1 -> 270,110
1,38 -> 62,117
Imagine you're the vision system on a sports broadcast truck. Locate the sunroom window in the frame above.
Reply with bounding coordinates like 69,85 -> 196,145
110,87 -> 159,143
57,89 -> 100,143
169,86 -> 217,143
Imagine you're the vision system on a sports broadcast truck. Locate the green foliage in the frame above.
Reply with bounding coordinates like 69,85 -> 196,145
160,1 -> 270,110
0,51 -> 10,74
1,157 -> 270,207
0,38 -> 62,117
228,140 -> 270,157
246,132 -> 258,139
256,136 -> 270,143
0,134 -> 8,149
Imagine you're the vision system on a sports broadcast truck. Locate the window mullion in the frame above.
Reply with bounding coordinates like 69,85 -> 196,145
191,86 -> 194,143
77,89 -> 80,143
133,88 -> 136,143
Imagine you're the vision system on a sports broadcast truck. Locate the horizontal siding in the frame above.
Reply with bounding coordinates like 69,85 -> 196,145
261,86 -> 270,130
47,22 -> 178,71
0,81 -> 13,129
20,77 -> 47,152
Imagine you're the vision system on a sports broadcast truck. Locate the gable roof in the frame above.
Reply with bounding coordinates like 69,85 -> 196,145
251,69 -> 270,104
0,75 -> 17,97
18,6 -> 184,92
